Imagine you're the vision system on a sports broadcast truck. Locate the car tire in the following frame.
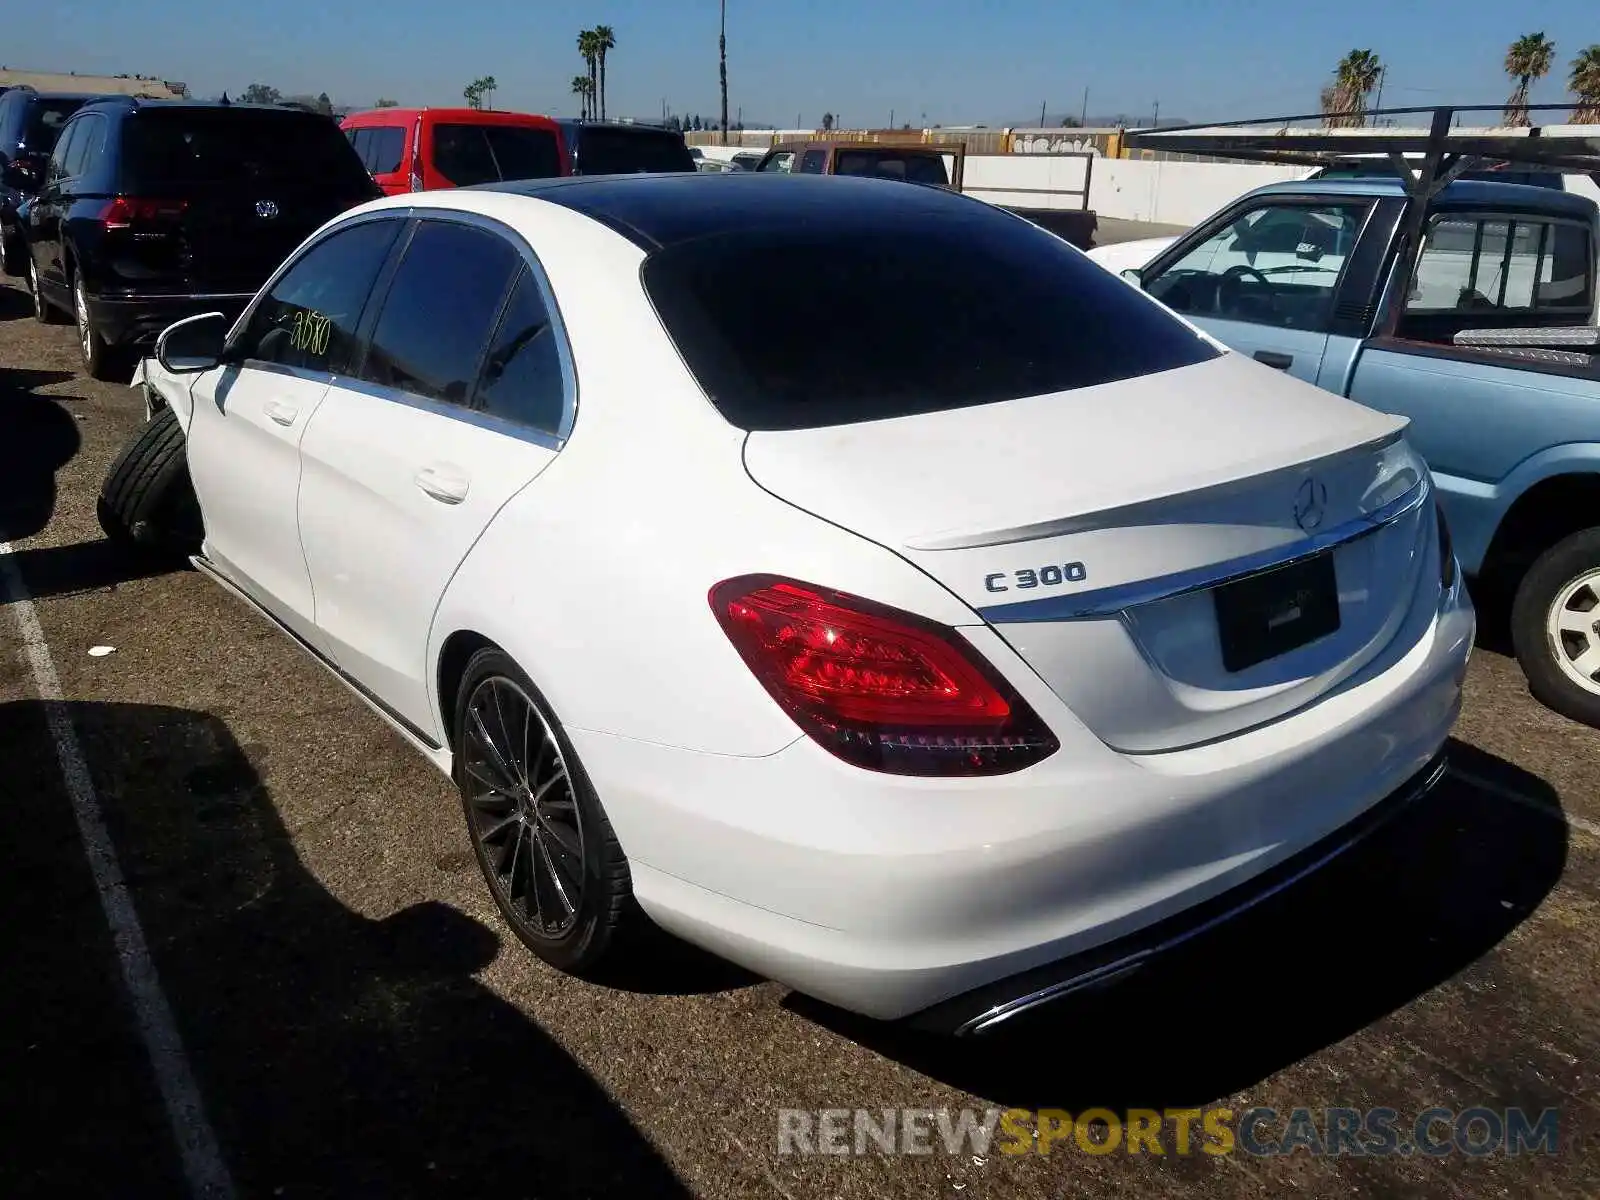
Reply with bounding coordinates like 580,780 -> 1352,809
28,255 -> 64,324
453,647 -> 635,976
1510,527 -> 1600,728
75,276 -> 124,381
96,406 -> 204,559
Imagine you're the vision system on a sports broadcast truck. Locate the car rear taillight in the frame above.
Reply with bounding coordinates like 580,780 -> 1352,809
99,196 -> 187,230
710,575 -> 1058,776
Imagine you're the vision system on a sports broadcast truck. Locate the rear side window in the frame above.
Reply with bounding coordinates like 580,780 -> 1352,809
835,150 -> 949,187
24,99 -> 88,150
642,215 -> 1222,430
798,150 -> 827,174
474,268 -> 567,434
574,127 -> 694,175
361,220 -> 520,403
1408,214 -> 1594,315
238,219 -> 402,373
432,124 -> 498,185
48,120 -> 81,177
67,115 -> 107,177
120,109 -> 374,195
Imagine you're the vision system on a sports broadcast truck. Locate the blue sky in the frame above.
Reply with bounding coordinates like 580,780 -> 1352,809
11,1 -> 1595,126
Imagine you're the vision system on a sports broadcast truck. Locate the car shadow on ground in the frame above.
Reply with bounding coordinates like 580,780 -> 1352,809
0,283 -> 34,320
0,368 -> 79,543
788,739 -> 1569,1113
1,536 -> 187,603
1,700 -> 691,1198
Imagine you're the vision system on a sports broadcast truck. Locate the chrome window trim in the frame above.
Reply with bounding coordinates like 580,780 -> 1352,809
977,476 -> 1430,624
228,205 -> 578,447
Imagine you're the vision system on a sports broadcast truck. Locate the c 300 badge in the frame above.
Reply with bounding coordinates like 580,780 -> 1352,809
984,562 -> 1087,594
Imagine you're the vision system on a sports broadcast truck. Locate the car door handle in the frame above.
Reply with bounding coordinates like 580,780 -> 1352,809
263,400 -> 298,426
1254,350 -> 1294,370
414,466 -> 470,505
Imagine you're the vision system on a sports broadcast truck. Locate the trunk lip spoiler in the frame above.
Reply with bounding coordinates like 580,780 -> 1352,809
978,473 -> 1429,624
905,425 -> 1408,552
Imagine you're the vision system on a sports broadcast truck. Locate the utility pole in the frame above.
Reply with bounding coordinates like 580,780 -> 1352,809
889,107 -> 894,128
1040,99 -> 1046,127
719,0 -> 729,145
1373,66 -> 1386,125
1080,86 -> 1088,126
1152,98 -> 1159,128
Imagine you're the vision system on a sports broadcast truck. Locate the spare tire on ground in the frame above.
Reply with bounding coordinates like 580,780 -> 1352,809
97,406 -> 204,558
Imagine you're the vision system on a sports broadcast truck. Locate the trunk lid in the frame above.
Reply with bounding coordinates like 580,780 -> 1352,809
742,353 -> 1430,753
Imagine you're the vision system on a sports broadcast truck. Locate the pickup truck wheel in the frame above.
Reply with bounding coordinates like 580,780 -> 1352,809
1511,529 -> 1600,728
97,406 -> 203,559
453,648 -> 636,976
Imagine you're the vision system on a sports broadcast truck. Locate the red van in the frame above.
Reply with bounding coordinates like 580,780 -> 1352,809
340,108 -> 568,194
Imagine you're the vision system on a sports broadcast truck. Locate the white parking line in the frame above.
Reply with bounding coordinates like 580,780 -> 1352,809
0,544 -> 236,1200
1450,766 -> 1600,839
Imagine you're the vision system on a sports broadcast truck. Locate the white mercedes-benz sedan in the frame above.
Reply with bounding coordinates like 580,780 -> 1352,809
104,173 -> 1474,1034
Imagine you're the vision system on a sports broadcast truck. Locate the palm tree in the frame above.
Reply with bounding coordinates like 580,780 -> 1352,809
571,75 -> 592,120
1570,44 -> 1600,124
1504,32 -> 1555,126
593,25 -> 615,121
577,30 -> 599,119
1324,49 -> 1382,128
718,0 -> 729,145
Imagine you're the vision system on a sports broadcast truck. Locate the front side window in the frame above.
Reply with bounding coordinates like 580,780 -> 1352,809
1408,214 -> 1594,315
360,220 -> 521,404
798,150 -> 828,174
1144,201 -> 1370,333
236,219 -> 402,373
473,268 -> 567,434
759,151 -> 795,173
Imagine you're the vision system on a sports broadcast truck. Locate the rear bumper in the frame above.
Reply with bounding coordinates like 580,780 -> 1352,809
904,751 -> 1447,1034
88,292 -> 253,348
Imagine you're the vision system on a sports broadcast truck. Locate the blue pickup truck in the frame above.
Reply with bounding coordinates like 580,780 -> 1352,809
1093,113 -> 1600,727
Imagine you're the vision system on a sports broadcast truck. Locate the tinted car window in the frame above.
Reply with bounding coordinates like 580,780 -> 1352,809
835,150 -> 949,187
23,98 -> 88,150
475,267 -> 566,433
120,108 -> 375,195
238,219 -> 402,373
66,115 -> 106,176
574,127 -> 694,174
362,220 -> 520,404
432,124 -> 498,185
798,150 -> 827,174
483,126 -> 561,180
48,120 -> 81,176
365,126 -> 405,173
642,215 -> 1221,430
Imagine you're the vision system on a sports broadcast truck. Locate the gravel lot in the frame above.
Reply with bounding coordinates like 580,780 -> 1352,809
2,267 -> 1597,1199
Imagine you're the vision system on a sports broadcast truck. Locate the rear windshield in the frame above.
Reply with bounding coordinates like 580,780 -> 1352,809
24,99 -> 87,149
576,127 -> 694,175
121,108 -> 376,194
642,215 -> 1221,430
835,149 -> 950,187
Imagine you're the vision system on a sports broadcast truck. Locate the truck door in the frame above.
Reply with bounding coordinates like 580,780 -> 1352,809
1139,197 -> 1375,385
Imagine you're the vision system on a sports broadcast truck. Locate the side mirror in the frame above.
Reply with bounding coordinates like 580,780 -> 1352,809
156,311 -> 229,374
1120,268 -> 1144,288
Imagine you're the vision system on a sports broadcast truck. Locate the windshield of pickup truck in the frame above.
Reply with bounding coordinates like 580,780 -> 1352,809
642,212 -> 1221,430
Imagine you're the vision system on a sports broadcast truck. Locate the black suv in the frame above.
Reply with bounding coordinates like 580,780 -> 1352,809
0,88 -> 100,275
555,120 -> 695,175
20,98 -> 380,378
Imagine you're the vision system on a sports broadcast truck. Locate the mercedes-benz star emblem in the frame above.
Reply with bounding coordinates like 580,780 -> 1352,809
255,200 -> 279,219
1294,477 -> 1328,533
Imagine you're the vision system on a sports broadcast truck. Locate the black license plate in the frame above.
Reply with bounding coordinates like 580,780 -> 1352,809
1213,551 -> 1340,673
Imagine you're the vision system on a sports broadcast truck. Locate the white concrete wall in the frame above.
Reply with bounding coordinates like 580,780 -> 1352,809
962,153 -> 1092,210
960,153 -> 1600,226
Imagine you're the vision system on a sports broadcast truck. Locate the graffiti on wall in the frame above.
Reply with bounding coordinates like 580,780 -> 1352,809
1011,133 -> 1110,156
